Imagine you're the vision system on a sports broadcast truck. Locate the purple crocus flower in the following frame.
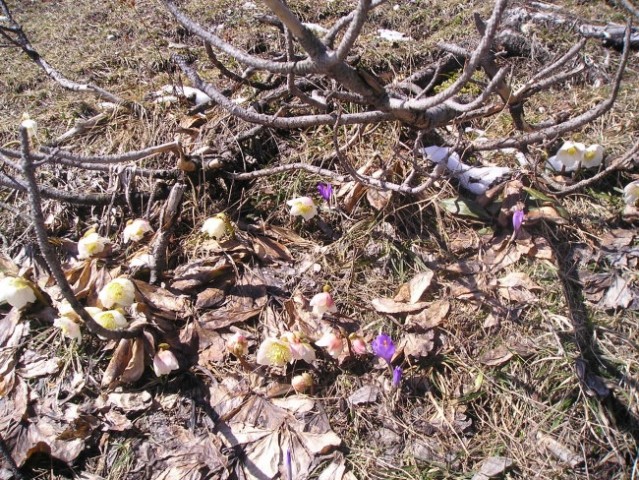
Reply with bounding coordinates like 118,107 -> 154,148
392,366 -> 402,388
371,333 -> 395,364
286,448 -> 292,480
317,183 -> 333,202
512,208 -> 525,234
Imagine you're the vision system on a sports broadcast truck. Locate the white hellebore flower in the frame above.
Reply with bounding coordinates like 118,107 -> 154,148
0,276 -> 37,309
94,309 -> 129,331
292,372 -> 314,393
98,278 -> 136,308
582,144 -> 604,169
547,141 -> 585,172
77,232 -> 109,259
624,180 -> 639,207
123,218 -> 153,243
21,115 -> 38,141
287,197 -> 317,221
315,330 -> 344,358
153,349 -> 180,376
309,292 -> 337,316
53,316 -> 82,343
281,332 -> 316,363
256,337 -> 292,367
201,214 -> 228,239
226,332 -> 249,357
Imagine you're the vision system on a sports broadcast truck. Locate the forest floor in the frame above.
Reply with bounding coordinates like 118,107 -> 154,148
1,0 -> 639,479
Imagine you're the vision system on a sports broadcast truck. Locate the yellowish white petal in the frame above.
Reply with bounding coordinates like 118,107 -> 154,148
287,197 -> 317,221
256,337 -> 292,366
0,276 -> 37,309
582,144 -> 604,169
94,309 -> 129,330
153,349 -> 180,376
78,232 -> 109,259
624,180 -> 639,207
201,215 -> 228,239
53,316 -> 82,343
123,219 -> 153,243
98,278 -> 136,309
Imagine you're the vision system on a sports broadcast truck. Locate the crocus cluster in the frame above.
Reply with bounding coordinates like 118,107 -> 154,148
547,141 -> 604,173
0,275 -> 37,309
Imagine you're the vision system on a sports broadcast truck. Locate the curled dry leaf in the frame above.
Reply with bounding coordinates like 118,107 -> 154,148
371,297 -> 430,314
107,391 -> 153,413
478,344 -> 513,366
348,385 -> 381,406
120,337 -> 146,384
406,299 -> 449,331
536,432 -> 582,468
101,338 -> 134,389
170,257 -> 233,293
471,456 -> 514,480
398,331 -> 435,358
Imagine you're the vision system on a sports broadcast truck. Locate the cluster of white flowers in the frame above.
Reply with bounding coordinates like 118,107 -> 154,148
547,141 -> 604,173
53,278 -> 136,343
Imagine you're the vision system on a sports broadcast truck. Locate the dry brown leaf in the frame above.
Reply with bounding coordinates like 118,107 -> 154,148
371,297 -> 430,314
211,387 -> 342,480
479,345 -> 513,366
496,271 -> 541,304
406,299 -> 449,331
348,385 -> 381,405
408,269 -> 435,304
366,182 -> 392,211
107,391 -> 153,413
17,350 -> 60,379
101,338 -> 134,389
134,280 -> 190,320
399,331 -> 435,358
171,257 -> 233,293
536,432 -> 582,467
601,274 -> 634,309
251,235 -> 293,263
472,456 -> 514,480
195,288 -> 225,309
198,270 -> 267,330
120,338 -> 146,384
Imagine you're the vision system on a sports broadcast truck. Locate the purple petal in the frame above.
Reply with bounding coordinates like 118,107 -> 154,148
317,183 -> 333,202
512,209 -> 525,233
371,333 -> 395,364
392,366 -> 402,387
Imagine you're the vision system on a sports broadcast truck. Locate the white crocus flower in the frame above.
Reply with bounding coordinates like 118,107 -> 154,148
94,309 -> 129,330
53,316 -> 82,343
309,292 -> 337,316
256,337 -> 292,367
201,214 -> 228,239
547,141 -> 585,172
0,276 -> 37,309
153,349 -> 180,376
287,196 -> 317,221
123,219 -> 153,243
624,180 -> 639,207
582,144 -> 604,169
98,278 -> 136,308
77,232 -> 109,259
